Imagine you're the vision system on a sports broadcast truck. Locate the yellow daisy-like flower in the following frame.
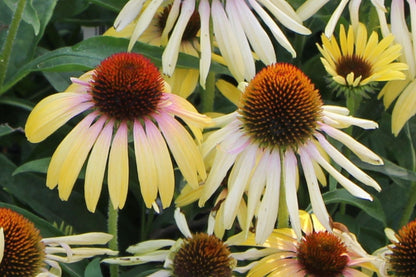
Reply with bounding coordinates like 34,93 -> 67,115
228,211 -> 378,277
114,0 -> 311,85
317,23 -> 407,96
0,207 -> 116,276
378,0 -> 416,136
103,208 -> 261,276
199,63 -> 383,244
25,52 -> 211,212
105,3 -> 200,97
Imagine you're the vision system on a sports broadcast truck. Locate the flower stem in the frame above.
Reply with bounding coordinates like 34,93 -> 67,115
201,71 -> 215,113
399,122 -> 416,228
108,201 -> 119,277
0,0 -> 26,94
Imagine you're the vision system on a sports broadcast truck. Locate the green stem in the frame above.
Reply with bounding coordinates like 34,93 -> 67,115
201,71 -> 215,113
399,122 -> 416,227
277,151 -> 289,228
0,0 -> 26,93
108,201 -> 119,277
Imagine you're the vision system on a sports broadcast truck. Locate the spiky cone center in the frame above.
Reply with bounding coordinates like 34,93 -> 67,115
0,208 -> 45,276
297,231 -> 349,277
388,220 -> 416,276
173,233 -> 235,277
239,63 -> 323,150
157,4 -> 200,42
91,52 -> 164,121
336,54 -> 372,86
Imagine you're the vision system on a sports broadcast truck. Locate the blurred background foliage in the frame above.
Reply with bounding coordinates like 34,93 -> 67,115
1,0 -> 415,275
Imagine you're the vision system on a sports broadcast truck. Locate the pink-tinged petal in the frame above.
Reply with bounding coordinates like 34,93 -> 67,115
85,120 -> 114,212
299,145 -> 332,231
284,150 -> 302,239
25,93 -> 93,143
133,120 -> 158,208
155,114 -> 205,187
46,113 -> 97,190
58,116 -> 106,201
256,149 -> 281,244
108,122 -> 129,209
315,133 -> 381,191
201,118 -> 241,157
145,119 -> 174,208
245,150 -> 269,232
198,0 -> 211,88
223,144 -> 257,230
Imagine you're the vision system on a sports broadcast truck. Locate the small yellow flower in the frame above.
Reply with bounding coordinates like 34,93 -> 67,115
317,23 -> 407,96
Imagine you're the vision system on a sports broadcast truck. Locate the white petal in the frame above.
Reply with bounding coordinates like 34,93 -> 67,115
174,208 -> 192,238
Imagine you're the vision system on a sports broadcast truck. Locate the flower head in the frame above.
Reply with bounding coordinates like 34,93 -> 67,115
102,208 -> 260,276
375,219 -> 416,276
228,211 -> 377,277
317,24 -> 407,96
378,0 -> 416,136
25,52 -> 211,212
199,63 -> 383,243
0,207 -> 116,276
114,0 -> 311,85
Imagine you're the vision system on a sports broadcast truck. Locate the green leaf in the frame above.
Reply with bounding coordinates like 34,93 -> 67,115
13,157 -> 50,175
322,189 -> 386,225
85,258 -> 104,277
0,96 -> 34,111
2,36 -> 230,92
0,124 -> 21,137
90,0 -> 128,12
4,0 -> 40,35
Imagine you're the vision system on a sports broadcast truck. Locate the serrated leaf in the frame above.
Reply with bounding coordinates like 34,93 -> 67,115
321,189 -> 386,225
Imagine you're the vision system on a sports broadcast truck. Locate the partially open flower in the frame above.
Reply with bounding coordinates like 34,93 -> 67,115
0,207 -> 116,276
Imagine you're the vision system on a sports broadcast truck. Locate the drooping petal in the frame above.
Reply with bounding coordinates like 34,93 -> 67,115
25,93 -> 93,143
46,113 -> 97,190
108,122 -> 129,209
85,120 -> 114,212
133,120 -> 158,208
145,119 -> 174,208
198,0 -> 211,88
58,116 -> 106,201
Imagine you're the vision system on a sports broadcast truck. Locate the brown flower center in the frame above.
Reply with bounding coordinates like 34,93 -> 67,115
239,63 -> 322,150
157,4 -> 200,42
388,220 -> 416,276
336,54 -> 372,83
173,233 -> 235,277
297,231 -> 349,277
0,208 -> 45,276
91,52 -> 164,121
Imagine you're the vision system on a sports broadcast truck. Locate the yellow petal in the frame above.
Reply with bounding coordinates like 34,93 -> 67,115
25,93 -> 92,143
85,120 -> 114,212
216,79 -> 243,106
133,121 -> 158,208
108,122 -> 129,209
392,80 -> 416,136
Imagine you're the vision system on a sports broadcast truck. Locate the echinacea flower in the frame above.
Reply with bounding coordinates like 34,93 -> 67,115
103,208 -> 261,276
198,62 -> 383,244
114,0 -> 311,86
25,52 -> 211,212
228,210 -> 378,277
297,0 -> 389,38
105,3 -> 201,98
374,219 -> 416,276
317,23 -> 407,97
378,0 -> 416,136
0,207 -> 116,276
